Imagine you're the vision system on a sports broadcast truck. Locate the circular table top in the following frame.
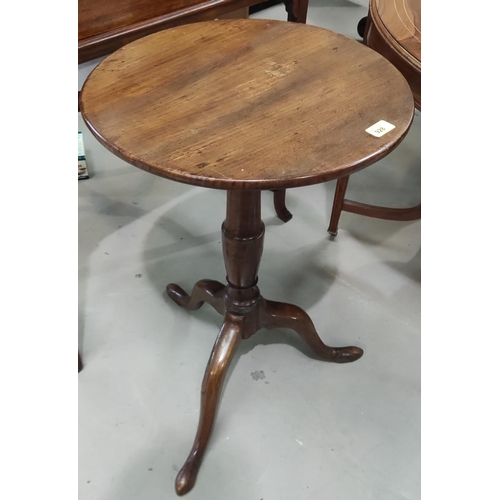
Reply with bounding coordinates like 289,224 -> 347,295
80,19 -> 414,190
373,0 -> 421,66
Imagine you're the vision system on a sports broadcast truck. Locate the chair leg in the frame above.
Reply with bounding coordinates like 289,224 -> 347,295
328,176 -> 349,236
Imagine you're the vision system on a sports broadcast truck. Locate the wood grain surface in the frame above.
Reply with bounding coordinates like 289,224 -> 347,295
80,19 -> 414,190
78,0 -> 207,40
375,0 -> 420,63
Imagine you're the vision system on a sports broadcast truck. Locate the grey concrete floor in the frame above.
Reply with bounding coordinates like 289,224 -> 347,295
79,1 -> 421,499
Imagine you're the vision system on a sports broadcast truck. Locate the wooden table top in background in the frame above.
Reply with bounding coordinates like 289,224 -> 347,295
375,0 -> 421,65
368,0 -> 421,108
80,19 -> 414,190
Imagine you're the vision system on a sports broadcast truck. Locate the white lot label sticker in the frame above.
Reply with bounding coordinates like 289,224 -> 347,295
365,120 -> 395,137
78,131 -> 85,157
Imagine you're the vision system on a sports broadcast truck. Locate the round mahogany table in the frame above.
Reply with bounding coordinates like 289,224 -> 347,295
80,19 -> 414,496
328,0 -> 421,234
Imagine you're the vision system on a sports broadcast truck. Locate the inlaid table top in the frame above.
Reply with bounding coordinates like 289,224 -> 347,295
80,19 -> 414,190
374,0 -> 421,66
